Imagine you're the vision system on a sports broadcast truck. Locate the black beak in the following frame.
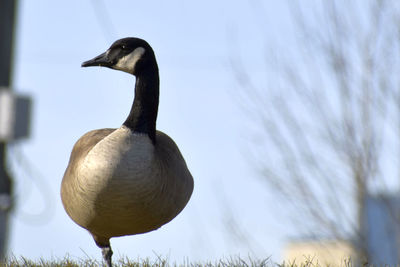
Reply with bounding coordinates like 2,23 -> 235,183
81,51 -> 112,67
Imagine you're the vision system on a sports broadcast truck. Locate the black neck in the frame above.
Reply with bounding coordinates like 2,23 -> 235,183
123,63 -> 159,143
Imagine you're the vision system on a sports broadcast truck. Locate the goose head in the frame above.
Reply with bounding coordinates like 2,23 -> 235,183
81,37 -> 160,143
81,37 -> 156,76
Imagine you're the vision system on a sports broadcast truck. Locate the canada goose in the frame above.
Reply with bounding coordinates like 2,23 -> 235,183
61,37 -> 194,267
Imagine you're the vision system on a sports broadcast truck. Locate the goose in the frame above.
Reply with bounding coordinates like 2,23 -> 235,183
61,37 -> 194,267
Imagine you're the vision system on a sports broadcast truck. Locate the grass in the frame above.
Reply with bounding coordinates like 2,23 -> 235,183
0,256 -> 271,267
0,256 -> 358,267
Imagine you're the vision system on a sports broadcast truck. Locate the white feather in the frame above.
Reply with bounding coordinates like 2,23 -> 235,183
113,47 -> 146,73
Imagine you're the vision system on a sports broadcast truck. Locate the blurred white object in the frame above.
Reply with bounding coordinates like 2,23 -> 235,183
0,88 -> 31,141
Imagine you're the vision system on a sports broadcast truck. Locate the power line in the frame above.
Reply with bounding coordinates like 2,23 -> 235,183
90,0 -> 117,43
7,145 -> 55,225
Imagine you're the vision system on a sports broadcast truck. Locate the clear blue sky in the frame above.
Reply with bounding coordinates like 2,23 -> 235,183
8,0 -> 296,263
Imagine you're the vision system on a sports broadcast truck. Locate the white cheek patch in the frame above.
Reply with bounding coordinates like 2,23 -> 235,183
114,47 -> 146,73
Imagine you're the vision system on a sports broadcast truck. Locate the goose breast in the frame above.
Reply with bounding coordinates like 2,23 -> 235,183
61,126 -> 193,238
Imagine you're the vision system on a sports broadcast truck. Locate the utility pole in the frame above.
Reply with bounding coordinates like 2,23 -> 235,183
0,0 -> 18,260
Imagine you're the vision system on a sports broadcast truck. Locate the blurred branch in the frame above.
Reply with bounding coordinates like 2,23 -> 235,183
231,0 -> 400,262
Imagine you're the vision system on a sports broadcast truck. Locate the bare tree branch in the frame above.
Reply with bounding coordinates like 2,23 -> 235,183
231,0 -> 400,262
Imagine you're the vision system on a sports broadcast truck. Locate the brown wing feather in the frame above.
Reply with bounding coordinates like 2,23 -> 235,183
61,128 -> 116,214
66,128 -> 116,170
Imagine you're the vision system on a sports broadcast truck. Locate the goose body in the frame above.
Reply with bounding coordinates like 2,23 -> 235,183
61,38 -> 194,266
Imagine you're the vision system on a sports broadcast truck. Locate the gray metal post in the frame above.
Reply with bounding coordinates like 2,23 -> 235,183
0,0 -> 18,260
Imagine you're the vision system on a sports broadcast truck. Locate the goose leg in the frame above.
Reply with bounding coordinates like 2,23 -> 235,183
101,245 -> 113,267
93,235 -> 113,267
